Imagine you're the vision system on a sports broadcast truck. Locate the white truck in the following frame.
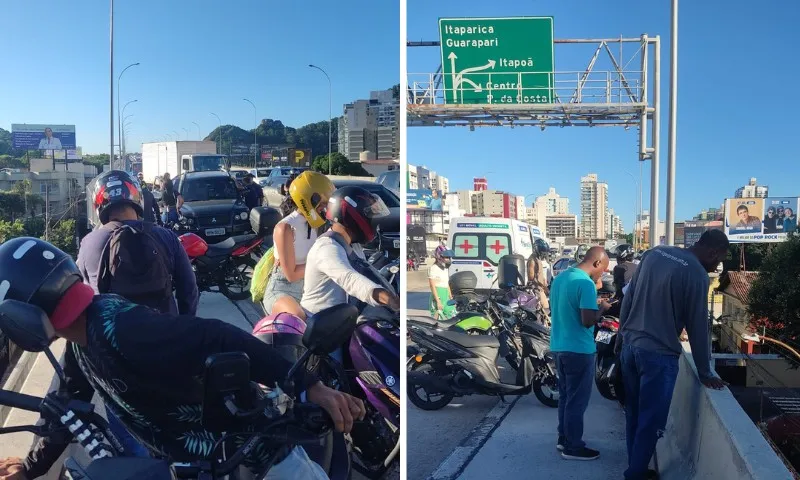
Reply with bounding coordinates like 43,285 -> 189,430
141,141 -> 228,183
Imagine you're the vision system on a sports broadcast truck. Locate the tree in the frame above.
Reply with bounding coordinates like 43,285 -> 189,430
748,235 -> 800,338
0,220 -> 26,243
0,192 -> 25,222
311,153 -> 371,177
82,154 -> 110,170
48,219 -> 77,258
623,233 -> 634,244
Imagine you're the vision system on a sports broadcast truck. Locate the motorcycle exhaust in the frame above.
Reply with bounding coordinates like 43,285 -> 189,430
382,437 -> 401,467
406,371 -> 454,394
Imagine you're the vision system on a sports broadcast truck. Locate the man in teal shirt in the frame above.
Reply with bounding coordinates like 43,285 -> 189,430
550,246 -> 611,461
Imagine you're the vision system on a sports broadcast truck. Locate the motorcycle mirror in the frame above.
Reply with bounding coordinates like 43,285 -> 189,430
302,304 -> 359,355
0,300 -> 55,353
389,265 -> 400,274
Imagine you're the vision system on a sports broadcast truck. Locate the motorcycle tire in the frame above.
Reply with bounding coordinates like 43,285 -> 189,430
406,360 -> 454,411
532,374 -> 559,408
218,255 -> 258,301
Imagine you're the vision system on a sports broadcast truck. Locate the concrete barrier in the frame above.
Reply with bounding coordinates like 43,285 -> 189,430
656,350 -> 795,479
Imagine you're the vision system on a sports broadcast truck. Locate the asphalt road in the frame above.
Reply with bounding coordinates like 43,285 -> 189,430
406,269 -> 509,480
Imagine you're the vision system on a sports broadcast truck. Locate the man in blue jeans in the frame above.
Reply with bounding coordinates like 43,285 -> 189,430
615,230 -> 729,479
550,247 -> 611,461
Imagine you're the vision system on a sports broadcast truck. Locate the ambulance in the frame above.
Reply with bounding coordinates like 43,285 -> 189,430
447,217 -> 546,291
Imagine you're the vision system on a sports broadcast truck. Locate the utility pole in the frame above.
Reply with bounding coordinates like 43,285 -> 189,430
44,183 -> 50,242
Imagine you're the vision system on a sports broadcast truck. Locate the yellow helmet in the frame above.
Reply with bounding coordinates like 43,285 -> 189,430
289,170 -> 336,228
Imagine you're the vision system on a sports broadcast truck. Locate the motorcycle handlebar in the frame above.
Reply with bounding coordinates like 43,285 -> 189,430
0,389 -> 44,413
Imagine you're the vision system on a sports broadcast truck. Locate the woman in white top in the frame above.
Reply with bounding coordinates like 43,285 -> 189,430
263,170 -> 335,317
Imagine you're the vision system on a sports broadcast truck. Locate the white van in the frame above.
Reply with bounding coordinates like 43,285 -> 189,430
447,217 -> 546,291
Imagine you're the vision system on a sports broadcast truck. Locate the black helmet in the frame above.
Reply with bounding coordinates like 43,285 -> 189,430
595,355 -> 625,405
598,274 -> 616,295
534,238 -> 549,259
575,244 -> 589,263
91,170 -> 144,224
615,244 -> 635,262
326,186 -> 390,244
0,238 -> 85,325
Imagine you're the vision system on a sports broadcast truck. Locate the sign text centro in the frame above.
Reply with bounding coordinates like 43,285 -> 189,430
438,17 -> 554,105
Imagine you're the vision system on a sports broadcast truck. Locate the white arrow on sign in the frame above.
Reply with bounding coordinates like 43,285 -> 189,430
448,52 -> 460,102
448,56 -> 497,101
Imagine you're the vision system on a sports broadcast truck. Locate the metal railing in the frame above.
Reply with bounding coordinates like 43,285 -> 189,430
408,70 -> 644,107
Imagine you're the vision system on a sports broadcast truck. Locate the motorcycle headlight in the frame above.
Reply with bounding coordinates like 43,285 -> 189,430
187,218 -> 194,225
239,212 -> 248,221
389,266 -> 400,274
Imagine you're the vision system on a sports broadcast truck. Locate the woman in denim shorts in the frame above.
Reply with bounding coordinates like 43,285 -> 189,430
263,171 -> 335,317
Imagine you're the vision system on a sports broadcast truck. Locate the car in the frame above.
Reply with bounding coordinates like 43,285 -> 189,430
228,167 -> 251,188
260,167 -> 309,207
172,171 -> 251,242
332,179 -> 400,257
551,257 -> 577,280
376,169 -> 400,196
248,167 -> 273,184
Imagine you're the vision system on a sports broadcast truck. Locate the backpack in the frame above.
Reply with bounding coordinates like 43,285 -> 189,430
251,246 -> 275,304
97,221 -> 173,311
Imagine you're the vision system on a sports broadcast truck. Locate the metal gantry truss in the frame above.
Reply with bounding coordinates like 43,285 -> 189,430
407,35 -> 665,243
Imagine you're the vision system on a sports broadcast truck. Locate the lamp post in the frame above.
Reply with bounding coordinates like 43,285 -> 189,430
192,121 -> 201,140
109,0 -> 114,170
309,64 -> 332,175
210,112 -> 222,154
243,98 -> 257,168
625,171 -> 639,251
122,114 -> 134,156
117,62 -> 140,158
665,0 -> 679,246
182,128 -> 189,141
120,100 -> 137,157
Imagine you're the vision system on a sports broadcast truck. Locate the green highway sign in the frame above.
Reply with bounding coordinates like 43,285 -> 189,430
438,17 -> 554,105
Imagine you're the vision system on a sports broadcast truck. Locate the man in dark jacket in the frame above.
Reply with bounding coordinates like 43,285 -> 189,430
0,237 -> 364,480
137,172 -> 162,225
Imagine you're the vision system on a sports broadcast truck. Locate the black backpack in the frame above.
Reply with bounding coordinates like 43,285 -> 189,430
97,222 -> 173,311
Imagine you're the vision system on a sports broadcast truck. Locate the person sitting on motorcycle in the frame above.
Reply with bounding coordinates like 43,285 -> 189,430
262,171 -> 336,317
0,237 -> 365,480
527,239 -> 552,318
428,246 -> 456,319
289,186 -> 400,320
612,244 -> 637,307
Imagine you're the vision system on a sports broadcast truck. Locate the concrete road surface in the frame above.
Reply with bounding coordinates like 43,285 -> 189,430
406,269 -> 509,480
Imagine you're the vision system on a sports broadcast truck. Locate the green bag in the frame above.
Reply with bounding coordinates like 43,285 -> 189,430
251,246 -> 275,303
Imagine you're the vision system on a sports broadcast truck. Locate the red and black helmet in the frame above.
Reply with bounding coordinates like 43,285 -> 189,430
326,186 -> 390,244
91,170 -> 144,224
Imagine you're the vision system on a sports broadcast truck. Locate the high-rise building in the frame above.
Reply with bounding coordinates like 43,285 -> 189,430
408,164 -> 449,193
465,190 -> 519,218
545,214 -> 579,238
473,177 -> 488,191
606,208 -> 624,239
515,196 -> 526,221
524,206 -> 538,225
534,187 -> 570,227
735,178 -> 768,198
580,173 -> 608,239
338,88 -> 399,162
430,171 -> 450,193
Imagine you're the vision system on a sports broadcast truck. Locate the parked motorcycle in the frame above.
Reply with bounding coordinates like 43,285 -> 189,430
0,299 -> 357,480
178,206 -> 280,301
406,296 -> 559,409
253,246 -> 401,479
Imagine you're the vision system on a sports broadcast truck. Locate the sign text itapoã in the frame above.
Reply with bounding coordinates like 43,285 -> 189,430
438,17 -> 554,105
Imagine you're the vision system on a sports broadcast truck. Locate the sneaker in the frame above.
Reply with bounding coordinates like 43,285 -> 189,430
557,436 -> 565,451
561,447 -> 600,461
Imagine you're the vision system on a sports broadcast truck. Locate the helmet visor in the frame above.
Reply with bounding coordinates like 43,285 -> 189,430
355,193 -> 390,220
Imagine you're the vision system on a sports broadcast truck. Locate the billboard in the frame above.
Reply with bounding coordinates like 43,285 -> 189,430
685,220 -> 723,248
407,189 -> 443,211
12,124 -> 76,150
287,148 -> 312,167
724,197 -> 799,243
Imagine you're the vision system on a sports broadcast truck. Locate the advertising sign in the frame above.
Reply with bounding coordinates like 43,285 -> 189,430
439,17 -> 554,105
287,148 -> 312,167
407,189 -> 443,211
12,124 -> 76,150
724,198 -> 799,243
684,221 -> 724,248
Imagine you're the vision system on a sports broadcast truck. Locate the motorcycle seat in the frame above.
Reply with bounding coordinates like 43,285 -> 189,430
435,329 -> 499,348
206,234 -> 259,257
408,315 -> 462,330
453,293 -> 488,305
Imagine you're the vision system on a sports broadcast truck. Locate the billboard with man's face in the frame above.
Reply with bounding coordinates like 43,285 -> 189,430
724,197 -> 799,243
407,189 -> 443,211
11,124 -> 76,150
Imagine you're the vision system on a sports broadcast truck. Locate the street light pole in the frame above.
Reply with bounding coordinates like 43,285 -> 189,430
210,113 -> 222,154
117,62 -> 140,159
625,171 -> 639,251
122,114 -> 134,157
665,0 -> 679,246
243,98 -> 257,168
309,65 -> 332,175
109,0 -> 114,170
192,121 -> 201,140
120,99 -> 137,157
182,128 -> 189,141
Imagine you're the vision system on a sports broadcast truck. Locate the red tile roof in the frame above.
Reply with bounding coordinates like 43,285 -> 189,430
718,271 -> 760,303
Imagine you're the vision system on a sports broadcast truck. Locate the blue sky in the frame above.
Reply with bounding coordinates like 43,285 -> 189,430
0,0 -> 399,154
407,0 -> 800,227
